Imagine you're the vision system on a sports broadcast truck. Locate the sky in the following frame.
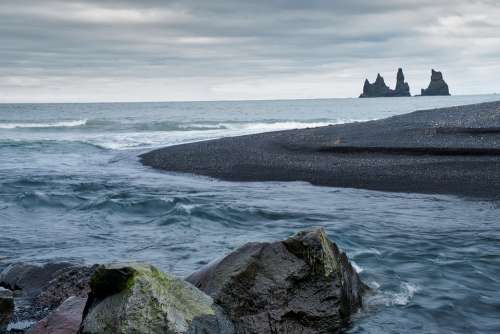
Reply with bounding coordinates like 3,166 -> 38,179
1,0 -> 499,103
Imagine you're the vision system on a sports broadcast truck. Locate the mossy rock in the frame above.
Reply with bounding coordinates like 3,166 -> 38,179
80,263 -> 233,334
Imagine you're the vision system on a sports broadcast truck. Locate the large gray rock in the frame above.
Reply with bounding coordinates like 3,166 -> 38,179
421,69 -> 450,96
0,287 -> 14,333
187,228 -> 366,334
80,263 -> 233,334
359,68 -> 410,98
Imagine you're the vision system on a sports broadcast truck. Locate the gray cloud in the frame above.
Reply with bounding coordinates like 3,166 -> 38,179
0,0 -> 499,102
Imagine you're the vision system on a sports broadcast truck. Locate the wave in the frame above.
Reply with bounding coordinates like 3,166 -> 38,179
368,282 -> 419,307
0,139 -> 106,151
0,119 -> 87,129
0,119 -> 369,150
351,261 -> 364,273
85,119 -> 342,132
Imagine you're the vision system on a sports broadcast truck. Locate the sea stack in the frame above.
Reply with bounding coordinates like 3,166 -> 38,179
394,68 -> 411,96
421,69 -> 450,96
359,68 -> 411,98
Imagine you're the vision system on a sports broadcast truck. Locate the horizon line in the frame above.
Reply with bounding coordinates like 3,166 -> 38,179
0,93 -> 498,105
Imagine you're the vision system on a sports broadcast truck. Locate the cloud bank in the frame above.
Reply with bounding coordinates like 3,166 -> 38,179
1,0 -> 499,102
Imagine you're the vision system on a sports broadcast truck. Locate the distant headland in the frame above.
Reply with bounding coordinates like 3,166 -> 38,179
360,69 -> 450,98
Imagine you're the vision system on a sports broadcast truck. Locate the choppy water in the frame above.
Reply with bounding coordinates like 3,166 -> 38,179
1,95 -> 499,333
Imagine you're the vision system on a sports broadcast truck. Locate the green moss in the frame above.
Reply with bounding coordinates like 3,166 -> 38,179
83,263 -> 218,333
318,231 -> 341,278
130,264 -> 215,320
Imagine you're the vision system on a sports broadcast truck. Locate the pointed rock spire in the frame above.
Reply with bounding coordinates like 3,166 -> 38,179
394,68 -> 410,96
359,68 -> 410,98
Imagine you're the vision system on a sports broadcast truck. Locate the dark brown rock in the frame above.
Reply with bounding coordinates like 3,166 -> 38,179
186,228 -> 366,334
33,265 -> 97,314
0,263 -> 96,327
28,296 -> 86,334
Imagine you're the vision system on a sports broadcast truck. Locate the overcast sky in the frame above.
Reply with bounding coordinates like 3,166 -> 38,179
1,0 -> 499,102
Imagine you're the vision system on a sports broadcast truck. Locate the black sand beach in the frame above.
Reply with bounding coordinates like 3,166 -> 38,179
141,100 -> 500,197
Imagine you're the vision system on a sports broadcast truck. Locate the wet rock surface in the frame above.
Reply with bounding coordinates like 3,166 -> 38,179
0,287 -> 14,333
0,230 -> 367,333
187,228 -> 366,334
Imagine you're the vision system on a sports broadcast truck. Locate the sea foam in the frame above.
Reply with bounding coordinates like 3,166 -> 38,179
0,119 -> 87,129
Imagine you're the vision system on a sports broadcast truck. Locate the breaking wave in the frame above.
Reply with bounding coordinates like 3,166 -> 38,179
0,119 -> 88,129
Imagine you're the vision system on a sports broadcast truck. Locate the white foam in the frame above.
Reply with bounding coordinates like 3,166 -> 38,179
0,119 -> 87,129
392,282 -> 419,305
352,248 -> 382,257
0,119 -> 368,150
179,120 -> 366,133
368,282 -> 419,307
351,261 -> 364,273
221,121 -> 335,131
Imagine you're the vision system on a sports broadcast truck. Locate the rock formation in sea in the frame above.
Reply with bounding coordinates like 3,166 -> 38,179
0,229 -> 366,333
187,228 -> 366,334
421,69 -> 450,96
394,68 -> 411,96
359,68 -> 411,98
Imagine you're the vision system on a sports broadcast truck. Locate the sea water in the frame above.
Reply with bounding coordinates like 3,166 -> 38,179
1,95 -> 499,333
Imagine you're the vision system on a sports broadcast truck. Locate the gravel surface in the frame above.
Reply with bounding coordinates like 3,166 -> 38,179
141,100 -> 500,198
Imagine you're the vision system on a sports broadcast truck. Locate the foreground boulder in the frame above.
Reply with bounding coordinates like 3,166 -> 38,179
187,228 -> 366,334
421,69 -> 450,96
28,296 -> 86,334
80,263 -> 233,334
0,287 -> 14,333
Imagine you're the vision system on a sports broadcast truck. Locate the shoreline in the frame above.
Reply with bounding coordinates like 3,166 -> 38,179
140,100 -> 500,198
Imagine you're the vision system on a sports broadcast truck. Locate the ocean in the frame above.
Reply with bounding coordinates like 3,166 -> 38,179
1,95 -> 499,333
